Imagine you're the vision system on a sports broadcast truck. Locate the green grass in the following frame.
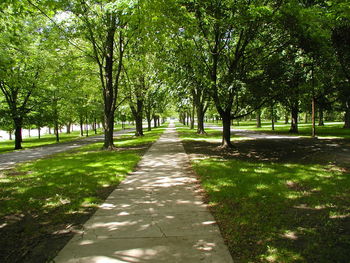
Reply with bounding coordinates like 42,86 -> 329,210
176,123 -> 245,142
0,125 -> 165,219
0,125 -> 166,262
177,125 -> 350,262
0,124 -> 135,154
206,121 -> 350,139
192,158 -> 350,262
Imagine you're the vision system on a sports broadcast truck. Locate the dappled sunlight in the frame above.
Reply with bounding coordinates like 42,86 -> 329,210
0,129 -> 135,170
189,156 -> 350,262
54,122 -> 232,262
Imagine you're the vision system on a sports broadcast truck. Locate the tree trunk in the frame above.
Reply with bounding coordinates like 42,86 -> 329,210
9,130 -> 12,140
256,110 -> 261,128
14,118 -> 23,149
94,118 -> 97,134
312,97 -> 316,137
135,115 -> 144,136
80,119 -> 84,137
157,116 -> 160,127
154,116 -> 157,128
147,117 -> 152,131
190,102 -> 195,129
271,104 -> 275,131
103,113 -> 115,149
289,105 -> 299,133
305,112 -> 308,123
54,120 -> 59,142
196,106 -> 206,134
28,128 -> 31,138
48,127 -> 51,134
131,98 -> 144,137
38,127 -> 41,139
221,112 -> 232,148
318,106 -> 324,126
66,123 -> 71,134
344,104 -> 350,128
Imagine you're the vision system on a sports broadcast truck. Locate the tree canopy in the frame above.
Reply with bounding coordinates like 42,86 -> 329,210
0,0 -> 349,148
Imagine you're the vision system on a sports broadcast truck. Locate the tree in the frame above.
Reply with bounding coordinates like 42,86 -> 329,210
63,1 -> 139,149
0,10 -> 45,149
178,0 -> 282,147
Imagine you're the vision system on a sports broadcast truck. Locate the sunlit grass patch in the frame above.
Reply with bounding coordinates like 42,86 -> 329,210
191,158 -> 350,262
0,125 -> 165,262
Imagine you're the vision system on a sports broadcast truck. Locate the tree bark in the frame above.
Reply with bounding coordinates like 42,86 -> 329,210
103,113 -> 115,149
312,97 -> 316,137
256,110 -> 261,128
344,104 -> 350,128
131,98 -> 144,137
221,112 -> 232,148
14,118 -> 23,149
154,115 -> 157,128
80,119 -> 84,136
196,105 -> 206,134
54,120 -> 59,142
38,127 -> 41,139
66,123 -> 71,134
147,117 -> 152,131
289,104 -> 299,133
9,130 -> 12,140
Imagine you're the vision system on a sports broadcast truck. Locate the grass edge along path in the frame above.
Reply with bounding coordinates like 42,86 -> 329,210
0,125 -> 166,263
176,124 -> 350,263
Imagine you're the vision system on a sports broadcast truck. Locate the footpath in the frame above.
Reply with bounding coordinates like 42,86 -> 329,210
0,129 -> 134,170
54,123 -> 233,263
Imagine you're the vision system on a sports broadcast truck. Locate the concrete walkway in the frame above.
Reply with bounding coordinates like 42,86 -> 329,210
0,129 -> 134,170
54,123 -> 233,263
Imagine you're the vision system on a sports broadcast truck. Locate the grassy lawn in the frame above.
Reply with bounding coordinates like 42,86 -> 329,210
0,125 -> 165,262
176,123 -> 246,142
177,124 -> 350,263
205,121 -> 350,139
0,124 -> 134,154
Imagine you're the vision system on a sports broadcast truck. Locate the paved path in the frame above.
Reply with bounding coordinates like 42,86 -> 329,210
54,123 -> 233,263
205,124 -> 301,140
0,129 -> 134,170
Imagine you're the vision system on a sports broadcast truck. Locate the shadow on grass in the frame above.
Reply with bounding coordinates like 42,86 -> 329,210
180,131 -> 350,262
0,126 -> 164,262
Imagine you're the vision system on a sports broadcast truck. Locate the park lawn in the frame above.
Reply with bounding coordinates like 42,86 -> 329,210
177,127 -> 350,263
0,124 -> 134,154
206,121 -> 350,139
0,125 -> 165,262
176,123 -> 246,142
